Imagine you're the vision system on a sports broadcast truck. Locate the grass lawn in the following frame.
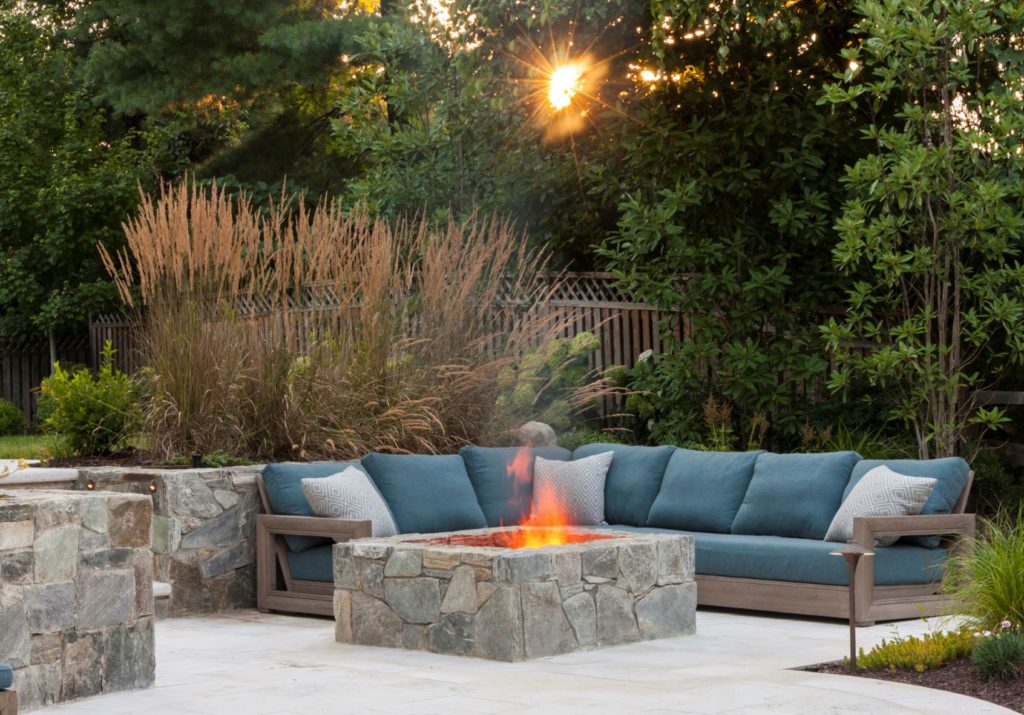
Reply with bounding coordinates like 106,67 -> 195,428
0,434 -> 58,459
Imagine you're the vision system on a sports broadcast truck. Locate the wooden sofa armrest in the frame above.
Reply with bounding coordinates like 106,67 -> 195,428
852,513 -> 976,549
256,513 -> 372,540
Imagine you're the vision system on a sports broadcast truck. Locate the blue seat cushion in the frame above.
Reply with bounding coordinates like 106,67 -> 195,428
608,526 -> 947,586
647,449 -> 761,533
262,461 -> 367,552
731,451 -> 861,540
573,443 -> 675,526
459,446 -> 572,527
361,453 -> 487,534
286,544 -> 333,582
0,662 -> 11,690
846,458 -> 971,548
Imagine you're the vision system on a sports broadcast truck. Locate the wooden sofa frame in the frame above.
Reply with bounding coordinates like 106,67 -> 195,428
698,471 -> 976,626
256,471 -> 976,625
255,476 -> 370,617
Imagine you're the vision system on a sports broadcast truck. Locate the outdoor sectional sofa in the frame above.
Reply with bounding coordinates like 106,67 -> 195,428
255,445 -> 975,626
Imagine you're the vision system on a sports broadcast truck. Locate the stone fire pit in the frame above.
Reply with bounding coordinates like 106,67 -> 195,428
332,527 -> 695,661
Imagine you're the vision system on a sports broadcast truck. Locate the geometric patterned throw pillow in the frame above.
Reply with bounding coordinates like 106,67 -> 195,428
824,465 -> 937,546
301,467 -> 398,538
532,451 -> 614,526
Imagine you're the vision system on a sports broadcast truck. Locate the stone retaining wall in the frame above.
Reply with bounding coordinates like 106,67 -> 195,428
0,490 -> 155,711
76,466 -> 263,616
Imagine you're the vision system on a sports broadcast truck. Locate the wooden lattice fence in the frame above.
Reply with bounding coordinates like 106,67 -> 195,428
87,273 -> 675,382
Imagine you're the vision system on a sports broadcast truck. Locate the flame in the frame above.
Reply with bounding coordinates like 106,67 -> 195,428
503,446 -> 573,548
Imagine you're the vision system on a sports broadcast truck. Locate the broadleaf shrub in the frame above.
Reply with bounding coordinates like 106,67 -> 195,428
37,342 -> 140,455
0,399 -> 26,436
973,629 -> 1024,681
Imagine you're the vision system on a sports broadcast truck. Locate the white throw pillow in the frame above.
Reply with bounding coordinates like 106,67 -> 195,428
824,465 -> 937,546
532,451 -> 614,526
301,467 -> 398,537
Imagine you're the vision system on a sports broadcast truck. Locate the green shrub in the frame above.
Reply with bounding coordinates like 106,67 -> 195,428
558,426 -> 628,452
0,399 -> 26,436
854,627 -> 975,672
38,342 -> 141,455
973,629 -> 1024,681
947,510 -> 1024,631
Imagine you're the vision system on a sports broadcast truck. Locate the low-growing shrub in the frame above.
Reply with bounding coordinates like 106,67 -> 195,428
853,627 -> 975,672
973,628 -> 1024,681
947,509 -> 1024,631
0,399 -> 26,436
37,342 -> 141,455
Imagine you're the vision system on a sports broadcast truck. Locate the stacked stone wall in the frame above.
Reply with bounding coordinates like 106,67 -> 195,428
0,490 -> 155,711
76,467 -> 262,616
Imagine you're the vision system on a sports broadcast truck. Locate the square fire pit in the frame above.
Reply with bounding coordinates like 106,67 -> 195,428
332,526 -> 695,661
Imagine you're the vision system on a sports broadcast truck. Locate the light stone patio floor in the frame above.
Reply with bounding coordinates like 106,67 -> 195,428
42,608 -> 1012,714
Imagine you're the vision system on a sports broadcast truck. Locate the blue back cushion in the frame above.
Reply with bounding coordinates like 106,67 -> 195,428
647,449 -> 762,533
846,458 -> 970,547
361,453 -> 487,534
459,446 -> 572,527
731,451 -> 861,539
573,443 -> 675,526
262,461 -> 365,552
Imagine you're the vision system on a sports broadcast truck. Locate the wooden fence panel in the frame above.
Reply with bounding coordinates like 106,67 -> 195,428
0,337 -> 90,426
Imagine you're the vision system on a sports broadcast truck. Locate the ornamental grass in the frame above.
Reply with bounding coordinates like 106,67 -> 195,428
101,180 -> 572,460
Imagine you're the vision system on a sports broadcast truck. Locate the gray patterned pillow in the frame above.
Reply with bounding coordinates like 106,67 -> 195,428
825,466 -> 936,545
301,467 -> 397,537
533,452 -> 614,526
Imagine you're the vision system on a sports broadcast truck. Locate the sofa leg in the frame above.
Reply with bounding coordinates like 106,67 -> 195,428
0,689 -> 18,715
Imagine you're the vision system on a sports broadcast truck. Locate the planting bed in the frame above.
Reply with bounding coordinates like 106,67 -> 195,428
809,659 -> 1024,713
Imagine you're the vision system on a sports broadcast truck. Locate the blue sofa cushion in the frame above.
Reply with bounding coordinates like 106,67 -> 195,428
262,461 -> 367,553
286,544 -> 333,582
459,446 -> 572,527
609,526 -> 946,586
647,449 -> 761,533
845,458 -> 971,548
731,451 -> 861,540
361,453 -> 487,534
0,662 -> 11,690
573,443 -> 675,526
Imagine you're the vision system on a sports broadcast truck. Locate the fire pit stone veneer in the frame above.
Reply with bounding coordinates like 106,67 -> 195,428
333,527 -> 695,661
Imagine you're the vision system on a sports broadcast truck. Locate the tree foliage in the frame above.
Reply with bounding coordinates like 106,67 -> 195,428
821,0 -> 1024,458
0,7 -> 149,339
597,0 -> 864,445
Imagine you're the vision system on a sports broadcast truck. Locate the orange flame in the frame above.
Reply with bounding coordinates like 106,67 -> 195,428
504,446 -> 573,549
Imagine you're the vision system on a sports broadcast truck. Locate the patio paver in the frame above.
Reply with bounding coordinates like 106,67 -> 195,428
39,609 -> 1013,714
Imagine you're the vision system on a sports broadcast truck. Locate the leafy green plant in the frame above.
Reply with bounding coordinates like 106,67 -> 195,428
0,399 -> 26,437
799,421 -> 914,459
854,626 -> 975,672
970,450 -> 1024,516
37,342 -> 141,455
820,0 -> 1024,458
973,628 -> 1024,681
558,426 -> 628,452
491,332 -> 602,438
947,510 -> 1024,631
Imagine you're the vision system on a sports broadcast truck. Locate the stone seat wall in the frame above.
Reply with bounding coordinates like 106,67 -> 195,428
0,490 -> 155,711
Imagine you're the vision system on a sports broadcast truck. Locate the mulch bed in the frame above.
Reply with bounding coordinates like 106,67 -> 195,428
807,658 -> 1024,713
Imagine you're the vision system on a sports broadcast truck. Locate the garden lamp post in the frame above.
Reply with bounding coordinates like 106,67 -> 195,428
830,546 -> 874,669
